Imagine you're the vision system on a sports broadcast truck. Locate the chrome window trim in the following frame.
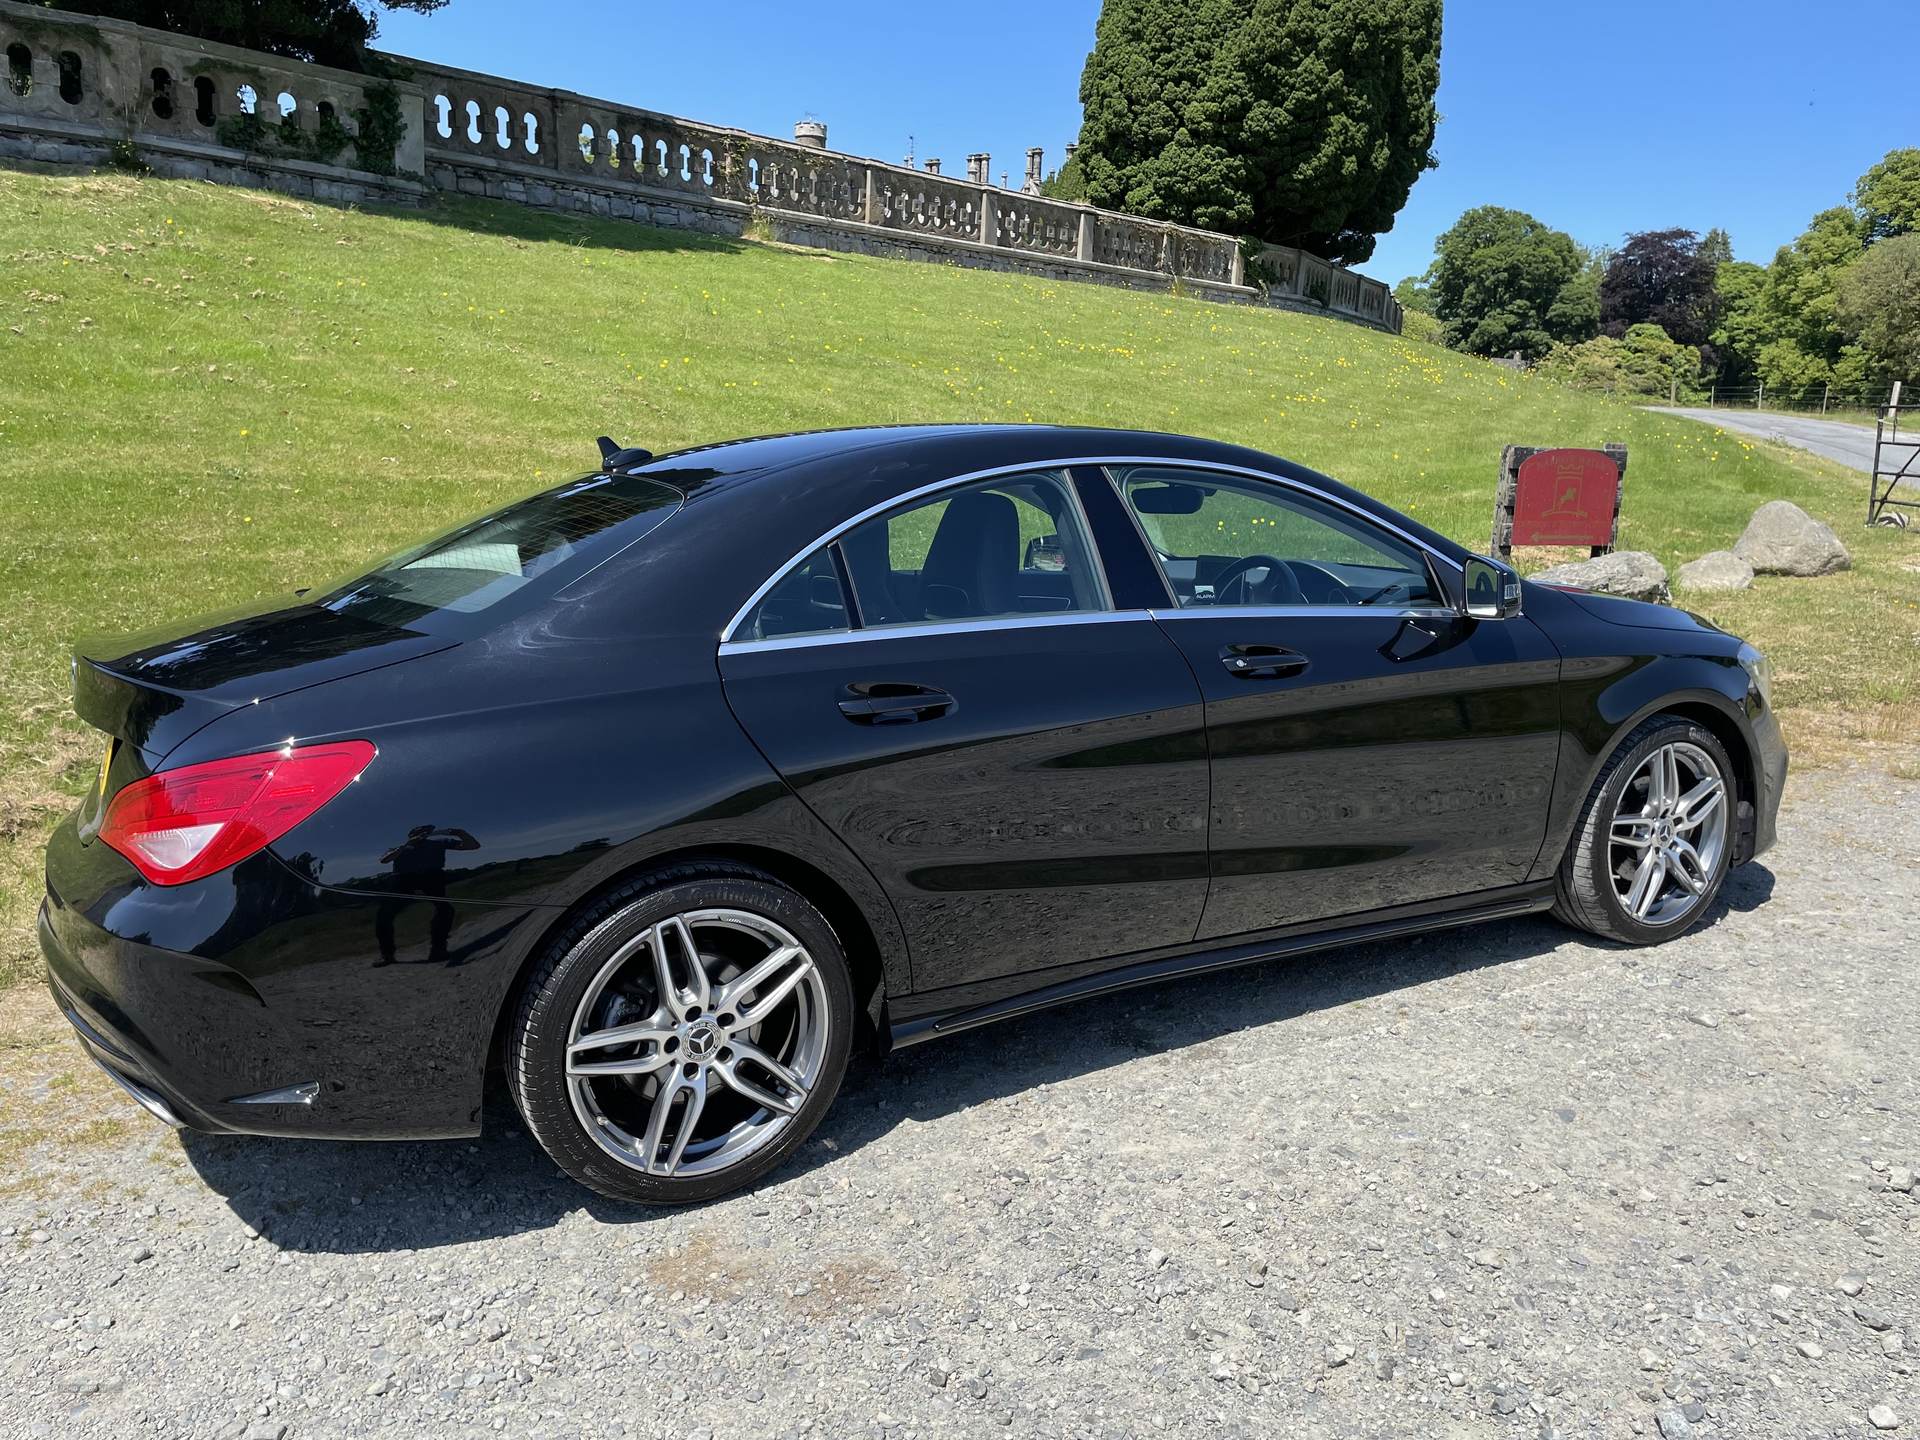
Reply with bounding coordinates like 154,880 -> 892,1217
719,455 -> 1465,643
1146,605 -> 1463,623
719,608 -> 1154,658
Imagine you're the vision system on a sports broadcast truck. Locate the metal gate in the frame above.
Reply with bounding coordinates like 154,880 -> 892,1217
1868,382 -> 1918,527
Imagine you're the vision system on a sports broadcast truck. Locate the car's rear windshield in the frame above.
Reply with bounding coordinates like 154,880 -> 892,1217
313,473 -> 682,630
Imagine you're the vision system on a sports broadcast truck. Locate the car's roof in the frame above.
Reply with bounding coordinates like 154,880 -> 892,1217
621,424 -> 1286,493
620,424 -> 1463,561
548,424 -> 1470,645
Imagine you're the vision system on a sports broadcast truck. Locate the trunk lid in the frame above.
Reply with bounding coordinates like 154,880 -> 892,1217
73,594 -> 454,760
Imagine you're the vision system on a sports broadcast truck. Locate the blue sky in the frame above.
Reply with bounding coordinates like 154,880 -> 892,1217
378,0 -> 1913,285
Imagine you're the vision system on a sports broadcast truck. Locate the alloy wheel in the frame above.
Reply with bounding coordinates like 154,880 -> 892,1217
565,908 -> 827,1178
1608,741 -> 1728,927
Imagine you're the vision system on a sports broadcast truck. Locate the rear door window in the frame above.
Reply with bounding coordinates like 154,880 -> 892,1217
839,470 -> 1107,627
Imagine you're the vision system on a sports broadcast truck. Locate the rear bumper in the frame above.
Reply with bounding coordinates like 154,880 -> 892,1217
42,902 -> 232,1133
38,821 -> 548,1140
49,964 -> 189,1129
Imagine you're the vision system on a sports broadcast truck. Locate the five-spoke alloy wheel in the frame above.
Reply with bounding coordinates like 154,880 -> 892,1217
1606,741 -> 1728,927
1554,715 -> 1737,944
509,865 -> 853,1204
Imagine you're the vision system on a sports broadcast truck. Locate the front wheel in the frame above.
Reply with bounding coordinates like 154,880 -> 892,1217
508,864 -> 853,1204
1553,715 -> 1735,945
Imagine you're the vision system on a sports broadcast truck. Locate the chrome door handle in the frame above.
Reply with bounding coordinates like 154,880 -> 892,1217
1219,644 -> 1309,680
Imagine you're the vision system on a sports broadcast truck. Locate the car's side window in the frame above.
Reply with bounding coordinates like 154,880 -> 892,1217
1114,466 -> 1442,610
741,545 -> 850,641
840,470 -> 1107,627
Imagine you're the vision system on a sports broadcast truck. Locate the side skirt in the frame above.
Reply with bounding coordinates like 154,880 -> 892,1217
886,881 -> 1556,1049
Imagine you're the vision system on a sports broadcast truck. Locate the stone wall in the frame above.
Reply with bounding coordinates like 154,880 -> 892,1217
0,1 -> 1401,334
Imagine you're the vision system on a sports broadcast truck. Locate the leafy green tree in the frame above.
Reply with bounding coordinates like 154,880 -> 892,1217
1399,308 -> 1445,347
1754,206 -> 1867,391
1393,272 -> 1434,314
1710,260 -> 1768,386
1600,229 -> 1717,351
1427,206 -> 1587,360
53,0 -> 447,70
1074,0 -> 1442,264
1546,246 -> 1605,344
1836,234 -> 1920,385
1853,148 -> 1920,243
1698,227 -> 1734,269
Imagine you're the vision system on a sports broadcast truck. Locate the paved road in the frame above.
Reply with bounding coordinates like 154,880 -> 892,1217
1659,406 -> 1906,474
2,762 -> 1917,1439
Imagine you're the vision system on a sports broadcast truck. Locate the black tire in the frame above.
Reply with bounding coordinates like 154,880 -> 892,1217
1552,714 -> 1735,945
507,861 -> 853,1205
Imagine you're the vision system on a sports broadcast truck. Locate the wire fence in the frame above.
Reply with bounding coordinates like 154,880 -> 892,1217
1694,382 -> 1902,419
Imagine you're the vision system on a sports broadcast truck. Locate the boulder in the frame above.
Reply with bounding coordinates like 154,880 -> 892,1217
1674,550 -> 1754,592
1530,550 -> 1671,605
1733,500 -> 1850,576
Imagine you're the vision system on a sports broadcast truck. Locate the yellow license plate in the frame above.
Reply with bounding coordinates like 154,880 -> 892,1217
97,737 -> 115,800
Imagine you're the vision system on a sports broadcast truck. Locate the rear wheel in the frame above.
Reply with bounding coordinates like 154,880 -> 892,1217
508,864 -> 853,1204
1553,715 -> 1734,945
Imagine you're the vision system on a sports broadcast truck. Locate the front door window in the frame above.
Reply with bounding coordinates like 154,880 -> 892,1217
1116,467 -> 1442,610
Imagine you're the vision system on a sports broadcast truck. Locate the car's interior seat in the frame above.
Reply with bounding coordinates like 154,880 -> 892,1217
920,491 -> 1019,620
839,520 -> 907,626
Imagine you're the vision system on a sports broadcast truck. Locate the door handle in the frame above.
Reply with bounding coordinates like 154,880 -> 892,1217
1219,643 -> 1310,680
837,683 -> 957,725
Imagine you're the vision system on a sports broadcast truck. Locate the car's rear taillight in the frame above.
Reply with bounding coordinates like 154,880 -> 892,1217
98,740 -> 376,886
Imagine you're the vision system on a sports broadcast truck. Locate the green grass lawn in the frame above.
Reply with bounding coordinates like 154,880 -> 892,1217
3,170 -> 1917,988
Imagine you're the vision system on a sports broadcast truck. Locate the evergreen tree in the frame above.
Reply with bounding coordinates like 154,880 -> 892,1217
1698,227 -> 1734,269
1074,0 -> 1441,264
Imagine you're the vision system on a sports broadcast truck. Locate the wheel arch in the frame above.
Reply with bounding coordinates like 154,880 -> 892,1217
1534,655 -> 1765,883
1660,698 -> 1757,856
486,841 -> 896,1073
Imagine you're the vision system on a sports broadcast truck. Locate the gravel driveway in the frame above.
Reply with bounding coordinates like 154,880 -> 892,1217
2,762 -> 1915,1440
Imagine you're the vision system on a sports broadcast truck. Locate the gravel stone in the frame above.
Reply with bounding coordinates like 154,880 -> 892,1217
1870,1405 -> 1900,1431
1857,1304 -> 1896,1331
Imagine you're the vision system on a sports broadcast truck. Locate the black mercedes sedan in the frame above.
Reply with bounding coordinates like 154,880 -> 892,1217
42,426 -> 1787,1203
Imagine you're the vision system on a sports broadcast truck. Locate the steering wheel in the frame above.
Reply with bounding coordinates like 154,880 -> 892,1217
1211,553 -> 1304,606
1286,561 -> 1354,605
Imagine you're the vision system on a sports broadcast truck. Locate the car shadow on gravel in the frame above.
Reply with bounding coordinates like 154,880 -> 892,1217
178,863 -> 1774,1250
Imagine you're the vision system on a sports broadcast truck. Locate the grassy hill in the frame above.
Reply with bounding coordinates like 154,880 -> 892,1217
2,169 -> 1916,985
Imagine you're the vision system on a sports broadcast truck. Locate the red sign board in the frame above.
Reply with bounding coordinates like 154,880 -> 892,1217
1510,448 -> 1621,548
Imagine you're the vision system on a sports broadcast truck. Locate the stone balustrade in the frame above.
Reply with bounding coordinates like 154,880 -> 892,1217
0,0 -> 427,202
0,0 -> 1399,334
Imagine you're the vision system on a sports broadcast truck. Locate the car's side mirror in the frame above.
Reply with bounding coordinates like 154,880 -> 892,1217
1024,535 -> 1066,572
1463,555 -> 1522,620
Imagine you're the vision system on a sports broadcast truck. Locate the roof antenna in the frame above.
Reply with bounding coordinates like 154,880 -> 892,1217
595,435 -> 654,469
